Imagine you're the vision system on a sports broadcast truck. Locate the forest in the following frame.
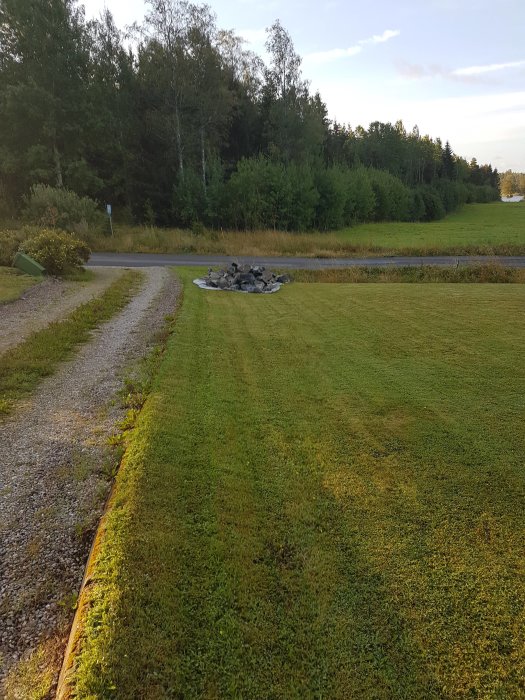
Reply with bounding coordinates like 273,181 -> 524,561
0,0 -> 500,231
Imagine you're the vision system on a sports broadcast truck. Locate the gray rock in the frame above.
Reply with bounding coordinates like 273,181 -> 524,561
261,271 -> 275,283
200,262 -> 290,293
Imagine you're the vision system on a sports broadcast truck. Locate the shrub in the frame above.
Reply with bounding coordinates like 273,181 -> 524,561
366,168 -> 412,221
287,164 -> 318,230
314,167 -> 346,230
418,186 -> 446,221
21,229 -> 90,276
0,229 -> 28,266
24,184 -> 105,233
344,168 -> 376,224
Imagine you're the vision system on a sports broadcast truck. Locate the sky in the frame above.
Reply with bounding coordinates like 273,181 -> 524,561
82,0 -> 525,172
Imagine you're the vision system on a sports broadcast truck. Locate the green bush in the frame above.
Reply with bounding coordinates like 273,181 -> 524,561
21,229 -> 91,276
418,186 -> 446,221
24,184 -> 105,232
344,168 -> 376,224
314,167 -> 347,230
0,229 -> 27,266
367,168 -> 412,221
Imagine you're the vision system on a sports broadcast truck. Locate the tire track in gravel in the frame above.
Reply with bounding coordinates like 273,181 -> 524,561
0,267 -> 122,356
0,266 -> 180,695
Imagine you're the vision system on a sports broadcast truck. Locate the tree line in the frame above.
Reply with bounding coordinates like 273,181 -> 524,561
0,0 -> 500,230
499,171 -> 525,198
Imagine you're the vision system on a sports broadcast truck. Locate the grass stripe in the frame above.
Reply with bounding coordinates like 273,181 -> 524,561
0,270 -> 142,415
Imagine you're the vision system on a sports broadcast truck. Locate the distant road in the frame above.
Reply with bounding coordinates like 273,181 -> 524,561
88,252 -> 525,269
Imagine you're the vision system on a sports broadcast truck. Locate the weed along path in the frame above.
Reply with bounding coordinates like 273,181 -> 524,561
0,267 -> 121,356
0,266 -> 180,697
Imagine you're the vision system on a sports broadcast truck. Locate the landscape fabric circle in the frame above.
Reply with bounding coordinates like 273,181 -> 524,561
193,278 -> 283,293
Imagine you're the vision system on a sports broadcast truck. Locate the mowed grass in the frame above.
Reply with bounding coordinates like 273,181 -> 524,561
338,201 -> 525,253
0,270 -> 141,415
68,271 -> 525,699
89,202 -> 525,257
0,266 -> 40,303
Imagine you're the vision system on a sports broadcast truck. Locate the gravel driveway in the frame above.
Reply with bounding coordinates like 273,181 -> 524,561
0,267 -> 180,695
0,267 -> 122,356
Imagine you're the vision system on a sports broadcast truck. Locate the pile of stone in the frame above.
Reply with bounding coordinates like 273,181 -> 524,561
196,262 -> 291,293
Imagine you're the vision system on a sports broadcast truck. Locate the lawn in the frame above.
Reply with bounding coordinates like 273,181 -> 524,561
338,201 -> 525,253
88,202 -> 525,258
66,271 -> 525,699
0,266 -> 40,303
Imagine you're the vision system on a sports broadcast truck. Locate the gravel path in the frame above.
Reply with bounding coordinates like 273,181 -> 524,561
0,267 -> 121,356
0,267 -> 180,695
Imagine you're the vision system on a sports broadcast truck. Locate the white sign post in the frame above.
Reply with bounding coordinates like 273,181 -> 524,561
106,204 -> 113,237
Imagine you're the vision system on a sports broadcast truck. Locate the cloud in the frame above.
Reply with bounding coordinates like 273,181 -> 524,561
359,29 -> 400,45
452,60 -> 525,76
396,62 -> 445,80
305,45 -> 362,65
238,28 -> 267,46
396,59 -> 525,85
304,28 -> 399,66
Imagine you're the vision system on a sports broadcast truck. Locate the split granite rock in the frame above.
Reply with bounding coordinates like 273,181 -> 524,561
200,262 -> 291,293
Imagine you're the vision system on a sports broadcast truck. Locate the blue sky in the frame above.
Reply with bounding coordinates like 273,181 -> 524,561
83,0 -> 525,171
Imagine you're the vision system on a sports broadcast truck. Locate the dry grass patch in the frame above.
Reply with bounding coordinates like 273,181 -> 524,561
87,202 -> 525,258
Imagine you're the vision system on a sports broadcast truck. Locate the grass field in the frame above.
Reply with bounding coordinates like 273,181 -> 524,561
0,267 -> 40,303
89,202 -> 525,258
66,270 -> 525,699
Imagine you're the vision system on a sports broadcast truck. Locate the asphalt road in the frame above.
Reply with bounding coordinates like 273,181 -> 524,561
88,252 -> 525,269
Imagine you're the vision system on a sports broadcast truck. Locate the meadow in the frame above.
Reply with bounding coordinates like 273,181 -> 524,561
67,270 -> 525,699
88,202 -> 525,258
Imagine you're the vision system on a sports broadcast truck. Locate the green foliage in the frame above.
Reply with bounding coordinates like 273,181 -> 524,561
314,167 -> 346,229
0,229 -> 27,265
409,189 -> 426,222
24,185 -> 104,232
366,168 -> 412,221
21,229 -> 90,276
418,186 -> 446,221
344,168 -> 376,223
173,172 -> 205,228
286,164 -> 319,230
0,0 -> 501,229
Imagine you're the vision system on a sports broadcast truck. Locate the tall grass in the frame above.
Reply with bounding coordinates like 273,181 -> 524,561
290,264 -> 525,284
